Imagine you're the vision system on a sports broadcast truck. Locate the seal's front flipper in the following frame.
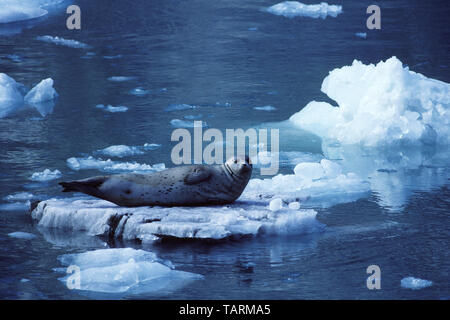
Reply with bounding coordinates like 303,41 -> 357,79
183,166 -> 212,185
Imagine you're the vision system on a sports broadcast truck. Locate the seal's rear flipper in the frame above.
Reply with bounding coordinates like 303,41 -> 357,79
59,181 -> 78,192
59,176 -> 106,193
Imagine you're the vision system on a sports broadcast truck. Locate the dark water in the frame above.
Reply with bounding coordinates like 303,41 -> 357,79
0,0 -> 449,299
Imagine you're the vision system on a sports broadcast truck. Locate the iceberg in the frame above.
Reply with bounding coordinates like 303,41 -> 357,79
56,248 -> 202,294
67,156 -> 165,173
400,277 -> 433,290
36,35 -> 90,49
0,73 -> 58,118
29,169 -> 61,181
267,2 -> 342,19
31,197 -> 323,241
289,57 -> 450,146
96,143 -> 161,158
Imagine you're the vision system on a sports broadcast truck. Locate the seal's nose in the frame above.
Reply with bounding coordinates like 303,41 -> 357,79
245,155 -> 251,165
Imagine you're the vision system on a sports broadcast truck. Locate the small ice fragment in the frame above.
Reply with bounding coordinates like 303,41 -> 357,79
4,192 -> 33,201
103,55 -> 123,59
184,114 -> 203,120
129,87 -> 149,96
20,279 -> 30,283
355,32 -> 367,39
254,105 -> 277,111
95,104 -> 128,113
269,198 -> 283,212
288,202 -> 301,210
170,119 -> 206,128
165,104 -> 197,111
36,36 -> 90,49
107,76 -> 135,82
97,143 -> 161,158
267,2 -> 343,19
29,169 -> 61,181
8,232 -> 36,240
293,162 -> 324,180
401,277 -> 433,290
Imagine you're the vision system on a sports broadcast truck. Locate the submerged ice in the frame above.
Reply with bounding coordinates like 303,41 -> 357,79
56,248 -> 202,293
289,57 -> 450,146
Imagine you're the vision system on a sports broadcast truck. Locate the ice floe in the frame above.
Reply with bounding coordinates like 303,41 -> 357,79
254,105 -> 277,111
107,76 -> 136,82
0,73 -> 58,118
165,104 -> 197,112
31,197 -> 323,241
267,1 -> 342,19
29,169 -> 61,181
96,143 -> 161,158
8,231 -> 36,240
95,104 -> 128,113
36,35 -> 90,49
67,156 -> 165,173
289,57 -> 450,146
56,248 -> 202,294
400,277 -> 433,290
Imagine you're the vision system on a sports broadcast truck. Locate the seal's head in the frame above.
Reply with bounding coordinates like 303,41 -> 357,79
224,155 -> 252,180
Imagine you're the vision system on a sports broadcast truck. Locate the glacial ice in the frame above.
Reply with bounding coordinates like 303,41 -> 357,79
96,143 -> 161,158
36,36 -> 90,49
31,197 -> 323,241
400,277 -> 433,290
289,57 -> 450,146
95,104 -> 128,113
0,73 -> 58,118
29,169 -> 62,181
267,2 -> 343,19
67,156 -> 166,173
56,248 -> 203,293
8,231 -> 36,240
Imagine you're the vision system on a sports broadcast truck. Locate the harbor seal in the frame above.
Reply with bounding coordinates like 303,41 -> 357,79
59,156 -> 252,207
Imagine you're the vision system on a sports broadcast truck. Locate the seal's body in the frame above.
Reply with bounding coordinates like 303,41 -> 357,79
59,157 -> 252,207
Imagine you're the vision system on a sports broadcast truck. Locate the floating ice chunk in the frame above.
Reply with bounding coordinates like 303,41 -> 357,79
36,36 -> 90,49
254,105 -> 277,111
24,78 -> 58,104
267,2 -> 343,19
0,201 -> 30,211
355,32 -> 367,39
288,202 -> 301,210
400,277 -> 433,290
107,76 -> 136,82
0,1 -> 48,24
4,192 -> 34,201
269,198 -> 283,212
67,156 -> 165,173
56,248 -> 202,293
29,169 -> 61,181
8,231 -> 36,240
0,73 -> 28,118
165,104 -> 197,112
20,279 -> 30,283
184,114 -> 203,120
95,104 -> 128,113
170,119 -> 206,128
31,198 -> 324,241
289,57 -> 450,146
96,143 -> 161,158
129,87 -> 149,96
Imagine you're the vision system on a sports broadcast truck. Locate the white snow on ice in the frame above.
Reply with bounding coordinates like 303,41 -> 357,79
29,169 -> 61,181
400,277 -> 433,290
56,248 -> 203,293
96,143 -> 161,158
36,35 -> 90,49
267,2 -> 342,19
289,57 -> 450,146
67,156 -> 166,173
